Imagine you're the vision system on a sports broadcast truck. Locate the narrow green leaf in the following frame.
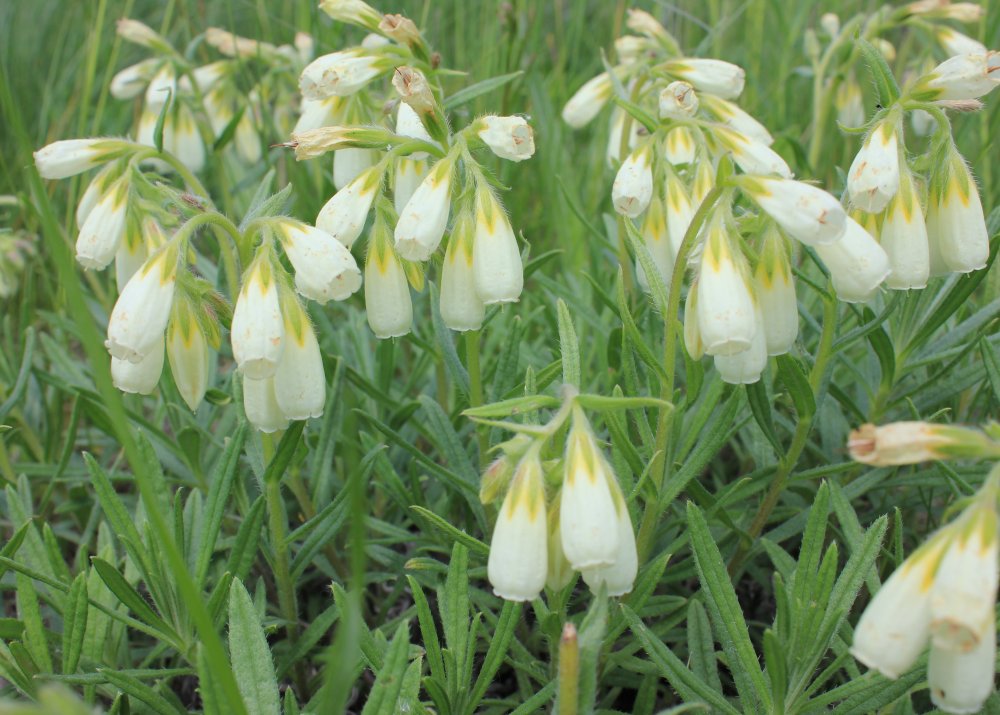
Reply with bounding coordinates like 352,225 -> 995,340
622,217 -> 669,316
407,576 -> 445,684
195,424 -> 248,584
409,506 -> 489,556
91,558 -> 179,646
623,605 -> 739,714
557,299 -> 582,388
228,578 -> 280,715
856,37 -> 900,105
101,668 -> 185,715
574,393 -> 672,412
687,600 -> 722,694
61,572 -> 89,674
686,503 -> 771,712
462,394 -> 561,418
763,629 -> 787,708
775,354 -> 815,419
17,572 -> 53,674
467,601 -> 521,714
745,381 -> 782,455
576,594 -> 607,715
361,620 -> 411,715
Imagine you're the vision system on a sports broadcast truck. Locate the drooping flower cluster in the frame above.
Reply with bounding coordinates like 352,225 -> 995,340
34,133 -> 362,430
111,19 -> 310,172
847,420 -> 1000,714
288,0 -> 535,338
483,404 -> 638,602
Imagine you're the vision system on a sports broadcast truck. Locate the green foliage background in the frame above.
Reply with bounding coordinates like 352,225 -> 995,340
2,0 -> 1000,713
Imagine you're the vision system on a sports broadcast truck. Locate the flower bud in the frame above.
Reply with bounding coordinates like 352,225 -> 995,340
476,115 -> 536,162
625,8 -> 670,43
847,119 -> 900,213
697,215 -> 756,356
880,171 -> 930,290
395,157 -> 454,261
487,454 -> 548,602
911,108 -> 935,137
379,13 -> 422,48
290,126 -> 392,161
715,126 -> 791,178
615,36 -> 651,65
738,176 -> 846,246
472,189 -> 523,304
560,409 -> 619,570
479,453 -> 515,506
848,421 -> 1000,465
605,105 -> 643,167
664,58 -> 745,99
365,238 -> 413,339
231,252 -> 285,379
692,158 -> 715,206
562,72 -> 613,128
754,229 -> 798,355
106,243 -> 178,363
658,81 -> 699,119
545,495 -> 574,592
663,126 -> 696,166
166,297 -> 210,412
315,165 -> 381,249
926,147 -> 989,275
274,218 -> 362,303
299,49 -> 388,99
243,376 -> 289,433
319,0 -> 383,31
34,138 -> 122,180
906,0 -> 984,21
116,18 -> 170,51
440,213 -> 485,332
820,12 -> 840,36
164,105 -> 206,173
392,65 -> 437,116
76,178 -> 129,270
612,146 -> 654,217
274,300 -> 326,421
204,27 -> 278,59
813,216 -> 890,303
395,101 -> 433,159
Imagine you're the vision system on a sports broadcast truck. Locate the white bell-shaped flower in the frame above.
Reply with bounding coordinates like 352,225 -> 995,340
835,78 -> 866,128
929,504 -> 999,653
560,408 -> 619,570
814,216 -> 891,303
111,336 -> 165,395
230,252 -> 285,379
106,243 -> 178,363
684,279 -> 705,360
477,115 -> 535,162
276,218 -> 362,303
696,215 -> 756,356
929,625 -> 997,715
395,157 -> 454,261
664,126 -> 696,166
472,189 -> 523,304
440,214 -> 485,332
847,120 -> 901,214
612,145 -> 654,217
740,176 -> 846,246
851,539 -> 942,678
294,96 -> 345,134
580,478 -> 637,597
665,172 -> 696,260
714,304 -> 767,385
754,230 -> 798,355
243,376 -> 289,433
34,138 -> 119,180
333,148 -> 376,191
665,58 -> 745,99
109,58 -> 160,100
316,165 -> 380,249
365,238 -> 413,339
274,301 -> 326,421
702,94 -> 773,145
927,149 -> 990,275
487,453 -> 548,602
936,27 -> 987,56
635,198 -> 672,292
166,298 -> 211,412
299,49 -> 387,99
880,171 -> 930,290
918,52 -> 1000,101
562,72 -> 613,128
76,178 -> 129,270
715,127 -> 791,178
394,158 -> 428,213
658,81 -> 699,120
